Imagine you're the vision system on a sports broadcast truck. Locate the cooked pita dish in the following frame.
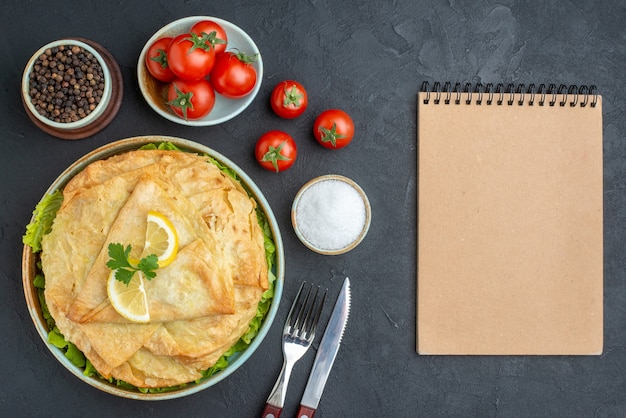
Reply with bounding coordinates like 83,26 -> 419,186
40,149 -> 269,388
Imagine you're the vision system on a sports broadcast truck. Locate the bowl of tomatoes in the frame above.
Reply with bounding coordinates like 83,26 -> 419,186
137,16 -> 263,126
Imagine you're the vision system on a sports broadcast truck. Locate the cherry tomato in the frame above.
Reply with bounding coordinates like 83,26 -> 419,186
255,130 -> 297,172
210,51 -> 258,99
167,33 -> 216,81
190,20 -> 228,56
270,80 -> 308,119
313,109 -> 355,149
145,37 -> 175,82
167,78 -> 215,120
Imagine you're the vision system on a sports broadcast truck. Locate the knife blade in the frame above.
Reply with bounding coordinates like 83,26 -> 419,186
296,277 -> 351,418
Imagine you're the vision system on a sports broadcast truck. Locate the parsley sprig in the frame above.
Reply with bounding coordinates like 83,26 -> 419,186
106,243 -> 159,285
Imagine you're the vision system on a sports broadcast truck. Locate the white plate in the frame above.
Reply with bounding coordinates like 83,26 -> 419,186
22,136 -> 283,400
137,16 -> 263,126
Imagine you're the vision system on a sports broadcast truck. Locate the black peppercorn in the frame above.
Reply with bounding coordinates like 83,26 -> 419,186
28,44 -> 105,124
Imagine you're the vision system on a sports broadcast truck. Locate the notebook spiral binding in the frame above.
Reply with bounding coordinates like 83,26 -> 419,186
421,81 -> 598,108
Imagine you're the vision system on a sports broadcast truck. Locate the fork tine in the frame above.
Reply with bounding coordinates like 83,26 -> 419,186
286,282 -> 310,330
307,287 -> 327,340
296,285 -> 318,337
297,285 -> 326,339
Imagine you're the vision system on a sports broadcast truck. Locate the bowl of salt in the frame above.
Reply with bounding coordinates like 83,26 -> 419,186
291,174 -> 371,255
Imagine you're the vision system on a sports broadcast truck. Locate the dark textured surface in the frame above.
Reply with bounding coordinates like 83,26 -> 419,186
2,1 -> 625,416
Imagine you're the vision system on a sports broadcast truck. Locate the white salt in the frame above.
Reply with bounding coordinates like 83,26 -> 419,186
295,179 -> 366,251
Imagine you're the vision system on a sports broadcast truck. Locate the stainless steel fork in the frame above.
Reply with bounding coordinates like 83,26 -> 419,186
261,282 -> 326,418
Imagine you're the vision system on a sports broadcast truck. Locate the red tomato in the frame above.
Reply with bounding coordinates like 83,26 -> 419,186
313,109 -> 355,149
145,37 -> 175,82
270,80 -> 308,119
167,78 -> 215,120
210,51 -> 258,99
190,20 -> 228,56
255,130 -> 297,172
167,33 -> 216,81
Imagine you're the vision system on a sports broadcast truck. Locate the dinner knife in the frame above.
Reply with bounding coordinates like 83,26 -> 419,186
296,277 -> 351,418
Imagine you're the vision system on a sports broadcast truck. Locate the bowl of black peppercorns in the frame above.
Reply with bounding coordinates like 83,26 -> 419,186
22,39 -> 116,139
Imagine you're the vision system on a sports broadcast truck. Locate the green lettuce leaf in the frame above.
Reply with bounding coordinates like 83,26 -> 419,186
23,190 -> 63,253
139,141 -> 181,151
47,327 -> 86,368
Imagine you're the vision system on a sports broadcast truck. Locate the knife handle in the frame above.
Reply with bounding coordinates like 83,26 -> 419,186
261,403 -> 283,418
296,405 -> 316,418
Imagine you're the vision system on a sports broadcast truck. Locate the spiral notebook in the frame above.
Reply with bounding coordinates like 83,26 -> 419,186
417,82 -> 603,355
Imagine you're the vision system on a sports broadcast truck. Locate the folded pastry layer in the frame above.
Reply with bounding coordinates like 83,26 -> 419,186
41,149 -> 269,388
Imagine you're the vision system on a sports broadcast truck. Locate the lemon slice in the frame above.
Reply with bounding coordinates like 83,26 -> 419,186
107,269 -> 150,323
142,210 -> 179,268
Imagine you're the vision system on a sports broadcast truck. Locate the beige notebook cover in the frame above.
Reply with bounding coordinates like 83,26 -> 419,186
417,84 -> 603,355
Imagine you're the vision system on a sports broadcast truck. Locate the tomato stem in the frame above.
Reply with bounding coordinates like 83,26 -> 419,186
262,141 -> 291,172
231,48 -> 258,65
282,85 -> 304,107
198,30 -> 226,48
149,49 -> 169,69
318,122 -> 346,147
166,84 -> 194,121
183,32 -> 214,53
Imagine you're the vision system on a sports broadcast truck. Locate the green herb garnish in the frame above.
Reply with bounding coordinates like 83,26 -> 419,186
106,243 -> 159,285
